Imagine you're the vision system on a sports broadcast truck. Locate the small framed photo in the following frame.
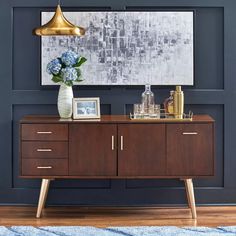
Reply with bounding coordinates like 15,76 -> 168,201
73,97 -> 101,120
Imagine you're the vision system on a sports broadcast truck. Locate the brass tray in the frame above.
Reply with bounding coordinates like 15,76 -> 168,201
129,110 -> 193,122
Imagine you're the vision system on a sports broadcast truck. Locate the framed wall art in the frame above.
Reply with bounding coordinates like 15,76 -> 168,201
41,11 -> 194,86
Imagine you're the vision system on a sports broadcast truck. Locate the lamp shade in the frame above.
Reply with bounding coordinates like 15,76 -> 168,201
34,5 -> 85,36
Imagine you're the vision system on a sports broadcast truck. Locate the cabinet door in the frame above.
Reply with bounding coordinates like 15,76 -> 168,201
69,124 -> 117,176
118,124 -> 166,176
167,124 -> 214,176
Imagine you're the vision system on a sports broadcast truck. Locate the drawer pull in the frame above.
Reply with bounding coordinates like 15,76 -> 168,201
37,149 -> 52,152
111,135 -> 115,150
120,136 -> 124,151
183,132 -> 198,135
37,166 -> 52,169
36,131 -> 52,134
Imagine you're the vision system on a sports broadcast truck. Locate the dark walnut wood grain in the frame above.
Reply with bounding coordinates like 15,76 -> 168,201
20,115 -> 214,124
118,124 -> 166,176
21,159 -> 68,176
69,124 -> 117,176
167,124 -> 214,176
21,124 -> 68,141
21,141 -> 68,159
19,115 -> 215,179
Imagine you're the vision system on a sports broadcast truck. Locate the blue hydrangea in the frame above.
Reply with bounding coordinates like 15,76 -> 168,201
62,67 -> 78,82
61,50 -> 79,66
46,58 -> 62,75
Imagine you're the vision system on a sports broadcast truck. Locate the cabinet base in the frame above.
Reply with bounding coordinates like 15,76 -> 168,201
183,178 -> 197,219
36,179 -> 52,218
36,178 -> 197,219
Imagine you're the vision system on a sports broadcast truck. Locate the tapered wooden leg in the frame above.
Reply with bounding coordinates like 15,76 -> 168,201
184,179 -> 197,219
36,179 -> 51,218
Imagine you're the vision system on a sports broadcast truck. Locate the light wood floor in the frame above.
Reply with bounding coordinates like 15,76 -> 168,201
0,206 -> 236,227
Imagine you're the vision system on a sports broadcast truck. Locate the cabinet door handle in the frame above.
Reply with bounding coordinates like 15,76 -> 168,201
37,149 -> 52,152
37,166 -> 52,169
37,131 -> 52,134
120,136 -> 124,151
182,132 -> 198,135
111,135 -> 115,150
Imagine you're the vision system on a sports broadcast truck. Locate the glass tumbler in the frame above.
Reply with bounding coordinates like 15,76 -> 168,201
133,104 -> 143,119
154,104 -> 161,119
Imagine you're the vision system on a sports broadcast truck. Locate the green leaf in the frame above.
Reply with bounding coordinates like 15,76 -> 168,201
74,57 -> 87,67
65,80 -> 73,87
75,78 -> 84,82
52,75 -> 63,83
74,67 -> 84,82
58,58 -> 66,68
75,67 -> 81,77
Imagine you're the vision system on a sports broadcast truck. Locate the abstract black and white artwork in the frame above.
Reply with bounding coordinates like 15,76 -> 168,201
41,11 -> 194,85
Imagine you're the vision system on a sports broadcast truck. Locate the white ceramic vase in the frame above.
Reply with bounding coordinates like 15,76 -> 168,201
57,84 -> 73,119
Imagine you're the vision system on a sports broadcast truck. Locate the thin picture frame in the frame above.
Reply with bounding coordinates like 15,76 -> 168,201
73,97 -> 101,119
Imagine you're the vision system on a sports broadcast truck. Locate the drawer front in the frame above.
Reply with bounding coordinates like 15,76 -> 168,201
21,124 -> 68,141
22,141 -> 68,158
167,123 -> 214,176
21,159 -> 68,176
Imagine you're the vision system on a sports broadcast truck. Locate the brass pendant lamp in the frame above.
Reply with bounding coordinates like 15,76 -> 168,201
34,1 -> 85,36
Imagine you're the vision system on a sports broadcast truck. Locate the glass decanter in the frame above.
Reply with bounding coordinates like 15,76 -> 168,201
141,84 -> 155,115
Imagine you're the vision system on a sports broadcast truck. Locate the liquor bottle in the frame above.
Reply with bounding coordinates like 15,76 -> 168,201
164,90 -> 174,116
141,84 -> 155,114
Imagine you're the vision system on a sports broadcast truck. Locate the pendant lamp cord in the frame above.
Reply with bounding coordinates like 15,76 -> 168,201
58,0 -> 61,5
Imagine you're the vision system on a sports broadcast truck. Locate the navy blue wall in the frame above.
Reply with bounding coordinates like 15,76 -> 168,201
0,0 -> 236,206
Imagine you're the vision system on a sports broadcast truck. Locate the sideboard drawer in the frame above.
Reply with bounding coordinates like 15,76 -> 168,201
21,124 -> 68,141
22,141 -> 68,158
21,159 -> 68,176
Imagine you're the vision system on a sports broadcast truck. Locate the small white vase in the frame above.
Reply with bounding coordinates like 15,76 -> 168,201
57,84 -> 73,119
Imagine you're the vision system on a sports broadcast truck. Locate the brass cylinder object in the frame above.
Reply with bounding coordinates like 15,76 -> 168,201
173,86 -> 184,119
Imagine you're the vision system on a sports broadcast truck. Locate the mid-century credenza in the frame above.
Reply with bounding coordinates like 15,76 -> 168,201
19,115 -> 215,218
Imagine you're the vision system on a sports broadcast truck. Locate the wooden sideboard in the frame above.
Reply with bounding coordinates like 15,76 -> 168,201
19,115 -> 215,218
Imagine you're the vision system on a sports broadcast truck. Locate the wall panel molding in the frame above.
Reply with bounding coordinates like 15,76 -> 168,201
0,0 -> 235,205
